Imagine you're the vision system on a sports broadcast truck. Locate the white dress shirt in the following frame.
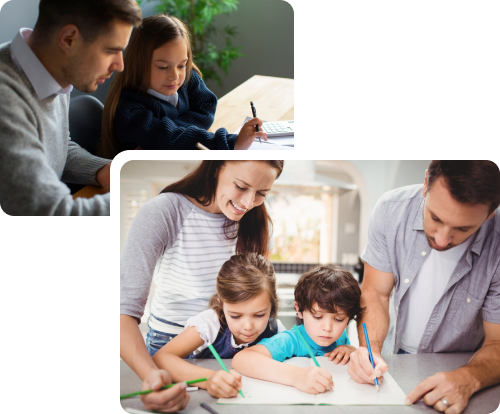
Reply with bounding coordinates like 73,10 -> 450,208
10,28 -> 73,100
147,88 -> 178,107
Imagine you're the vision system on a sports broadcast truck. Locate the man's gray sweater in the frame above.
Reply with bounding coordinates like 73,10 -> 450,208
0,41 -> 110,215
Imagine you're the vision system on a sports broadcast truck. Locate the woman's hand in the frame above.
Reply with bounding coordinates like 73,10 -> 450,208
139,369 -> 190,413
324,345 -> 357,365
205,369 -> 242,398
292,366 -> 333,394
234,117 -> 267,150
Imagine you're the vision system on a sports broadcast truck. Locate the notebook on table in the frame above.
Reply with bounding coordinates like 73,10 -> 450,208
218,356 -> 407,406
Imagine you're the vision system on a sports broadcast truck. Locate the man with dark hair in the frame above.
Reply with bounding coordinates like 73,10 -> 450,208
348,160 -> 500,413
0,0 -> 141,215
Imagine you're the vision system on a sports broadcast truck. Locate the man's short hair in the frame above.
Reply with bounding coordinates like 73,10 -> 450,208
34,0 -> 142,43
295,265 -> 363,322
427,161 -> 500,214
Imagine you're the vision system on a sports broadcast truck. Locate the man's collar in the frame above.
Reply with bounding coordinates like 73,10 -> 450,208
10,28 -> 73,100
468,213 -> 494,256
413,193 -> 425,231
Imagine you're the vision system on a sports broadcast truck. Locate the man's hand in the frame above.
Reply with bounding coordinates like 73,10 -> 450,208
324,345 -> 357,365
95,162 -> 110,191
405,369 -> 477,413
347,346 -> 388,385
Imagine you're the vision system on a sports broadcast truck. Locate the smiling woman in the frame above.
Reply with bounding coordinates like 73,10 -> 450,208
120,160 -> 283,410
159,160 -> 281,254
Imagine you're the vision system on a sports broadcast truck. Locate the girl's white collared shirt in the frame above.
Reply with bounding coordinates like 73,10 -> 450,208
186,308 -> 285,355
147,88 -> 178,107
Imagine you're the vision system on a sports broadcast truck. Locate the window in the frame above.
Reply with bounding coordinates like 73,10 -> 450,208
268,187 -> 335,263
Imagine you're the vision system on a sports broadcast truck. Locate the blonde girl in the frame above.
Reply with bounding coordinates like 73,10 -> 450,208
100,14 -> 266,157
151,253 -> 285,398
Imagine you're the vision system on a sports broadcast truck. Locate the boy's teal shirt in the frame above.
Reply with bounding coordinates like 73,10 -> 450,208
258,324 -> 350,362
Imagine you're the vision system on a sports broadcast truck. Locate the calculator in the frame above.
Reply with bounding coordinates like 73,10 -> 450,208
261,120 -> 294,137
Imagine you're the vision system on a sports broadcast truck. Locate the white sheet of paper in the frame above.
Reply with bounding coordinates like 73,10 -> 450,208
248,141 -> 293,150
218,357 -> 407,406
265,136 -> 295,146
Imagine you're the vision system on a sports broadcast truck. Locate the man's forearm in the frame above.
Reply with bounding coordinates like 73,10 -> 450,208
120,314 -> 157,381
462,340 -> 500,393
357,290 -> 390,354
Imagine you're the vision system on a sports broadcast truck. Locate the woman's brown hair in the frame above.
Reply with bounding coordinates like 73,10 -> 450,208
160,160 -> 284,255
208,253 -> 279,326
99,14 -> 202,159
295,265 -> 364,322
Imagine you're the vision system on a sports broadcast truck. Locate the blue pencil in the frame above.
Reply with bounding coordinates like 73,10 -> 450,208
362,323 -> 380,392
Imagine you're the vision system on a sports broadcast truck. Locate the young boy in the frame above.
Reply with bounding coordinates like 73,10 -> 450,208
232,265 -> 363,395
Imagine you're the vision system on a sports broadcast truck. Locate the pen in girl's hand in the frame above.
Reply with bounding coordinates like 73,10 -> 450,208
250,101 -> 261,144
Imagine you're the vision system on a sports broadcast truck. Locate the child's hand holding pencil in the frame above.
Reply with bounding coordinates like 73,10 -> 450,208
205,369 -> 243,399
292,366 -> 334,394
234,118 -> 267,150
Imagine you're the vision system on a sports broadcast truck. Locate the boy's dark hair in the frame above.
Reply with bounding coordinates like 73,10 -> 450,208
427,161 -> 500,214
295,265 -> 363,322
34,0 -> 142,43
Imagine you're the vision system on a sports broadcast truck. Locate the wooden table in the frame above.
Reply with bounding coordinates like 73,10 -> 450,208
209,75 -> 294,134
72,185 -> 107,200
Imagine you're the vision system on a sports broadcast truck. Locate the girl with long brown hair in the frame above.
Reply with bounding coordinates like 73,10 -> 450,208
151,253 -> 284,398
120,160 -> 283,403
100,14 -> 267,157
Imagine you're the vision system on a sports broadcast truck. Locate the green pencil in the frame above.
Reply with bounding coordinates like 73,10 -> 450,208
120,377 -> 209,400
293,325 -> 320,367
293,325 -> 333,391
207,343 -> 245,398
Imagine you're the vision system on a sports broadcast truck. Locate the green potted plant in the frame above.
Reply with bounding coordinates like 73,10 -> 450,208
140,0 -> 243,86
